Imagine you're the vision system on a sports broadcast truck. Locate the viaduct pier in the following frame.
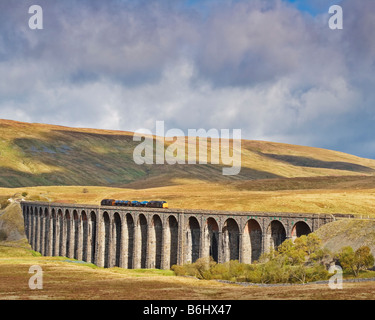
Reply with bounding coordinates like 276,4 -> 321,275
21,201 -> 335,269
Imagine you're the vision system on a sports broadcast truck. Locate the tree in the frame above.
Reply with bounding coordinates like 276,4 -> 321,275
305,233 -> 322,256
277,233 -> 324,266
354,246 -> 374,276
310,247 -> 333,268
277,239 -> 305,265
338,246 -> 374,277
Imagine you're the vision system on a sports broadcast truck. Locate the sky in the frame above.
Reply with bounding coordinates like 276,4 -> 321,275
1,0 -> 375,158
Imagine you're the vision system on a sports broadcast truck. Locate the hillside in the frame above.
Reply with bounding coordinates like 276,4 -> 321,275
0,202 -> 25,242
316,219 -> 375,256
1,119 -> 375,189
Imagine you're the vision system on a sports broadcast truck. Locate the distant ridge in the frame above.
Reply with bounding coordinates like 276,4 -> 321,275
0,118 -> 375,188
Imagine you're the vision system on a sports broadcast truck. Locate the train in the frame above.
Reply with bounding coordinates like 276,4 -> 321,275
100,199 -> 168,209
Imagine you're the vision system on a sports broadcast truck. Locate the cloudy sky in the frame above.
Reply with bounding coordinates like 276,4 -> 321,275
1,0 -> 375,158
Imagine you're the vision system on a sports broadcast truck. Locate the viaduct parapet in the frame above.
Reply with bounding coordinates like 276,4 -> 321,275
21,201 -> 335,269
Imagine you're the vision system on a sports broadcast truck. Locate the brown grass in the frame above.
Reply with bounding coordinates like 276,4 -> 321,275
1,249 -> 375,300
1,181 -> 375,216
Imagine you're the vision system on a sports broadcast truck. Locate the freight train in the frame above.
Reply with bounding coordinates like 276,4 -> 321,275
101,199 -> 168,209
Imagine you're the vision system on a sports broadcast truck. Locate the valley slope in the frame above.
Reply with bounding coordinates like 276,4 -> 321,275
1,118 -> 375,189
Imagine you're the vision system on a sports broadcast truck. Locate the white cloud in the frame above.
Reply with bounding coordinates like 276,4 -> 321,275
0,0 -> 375,157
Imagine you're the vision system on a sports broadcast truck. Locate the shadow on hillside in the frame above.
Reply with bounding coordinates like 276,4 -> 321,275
123,166 -> 282,189
0,167 -> 81,188
0,162 -> 283,189
50,129 -> 136,141
2,130 -> 283,188
261,153 -> 375,173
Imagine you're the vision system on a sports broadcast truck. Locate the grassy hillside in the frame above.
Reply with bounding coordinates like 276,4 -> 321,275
1,119 -> 375,188
0,202 -> 25,242
0,118 -> 375,215
316,219 -> 375,255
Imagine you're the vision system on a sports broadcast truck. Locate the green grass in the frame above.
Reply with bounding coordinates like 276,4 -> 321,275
343,270 -> 375,279
0,243 -> 34,258
128,268 -> 176,277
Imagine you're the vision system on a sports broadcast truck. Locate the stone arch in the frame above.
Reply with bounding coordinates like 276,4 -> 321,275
22,205 -> 27,241
33,207 -> 38,251
25,206 -> 28,244
44,208 -> 50,256
28,206 -> 32,243
24,206 -> 30,242
57,209 -> 64,256
32,206 -> 36,245
149,215 -> 163,269
37,207 -> 44,254
186,216 -> 200,264
30,206 -> 34,244
73,210 -> 79,260
124,213 -> 135,269
37,207 -> 41,250
266,220 -> 287,252
89,211 -> 97,264
51,209 -> 57,256
102,212 -> 111,268
31,207 -> 38,250
165,215 -> 178,268
64,209 -> 71,258
291,221 -> 312,240
203,217 -> 219,262
29,207 -> 34,250
135,214 -> 148,269
222,218 -> 240,262
242,219 -> 262,264
81,211 -> 88,262
113,212 -> 122,267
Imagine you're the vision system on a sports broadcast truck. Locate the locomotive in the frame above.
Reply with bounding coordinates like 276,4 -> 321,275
101,199 -> 168,209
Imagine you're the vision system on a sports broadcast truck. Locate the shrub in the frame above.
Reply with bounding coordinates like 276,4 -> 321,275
262,257 -> 292,284
210,262 -> 228,280
171,234 -> 338,285
171,264 -> 187,276
243,265 -> 263,283
193,257 -> 217,279
290,264 -> 329,284
227,260 -> 246,279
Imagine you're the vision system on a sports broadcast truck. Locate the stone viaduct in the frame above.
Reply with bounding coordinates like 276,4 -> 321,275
21,201 -> 335,269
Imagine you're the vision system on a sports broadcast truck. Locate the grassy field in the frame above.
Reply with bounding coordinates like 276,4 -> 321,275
1,181 -> 375,216
1,242 -> 375,300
